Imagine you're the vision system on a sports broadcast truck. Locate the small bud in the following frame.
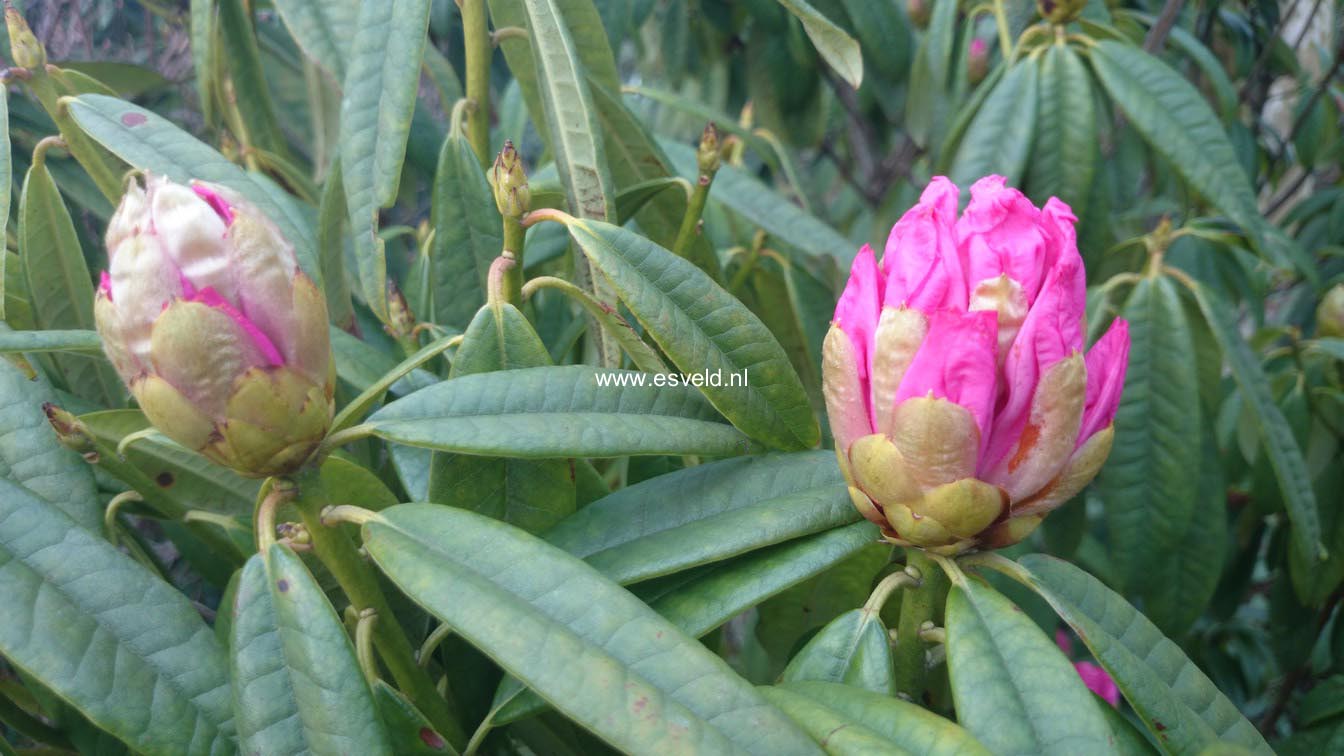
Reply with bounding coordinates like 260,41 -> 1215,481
4,3 -> 45,70
697,123 -> 721,178
489,139 -> 531,219
387,281 -> 416,339
967,39 -> 989,86
42,403 -> 97,462
1037,0 -> 1085,25
1318,283 -> 1344,338
906,0 -> 930,28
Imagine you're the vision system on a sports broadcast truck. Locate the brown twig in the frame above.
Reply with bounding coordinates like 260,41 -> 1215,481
1143,0 -> 1187,52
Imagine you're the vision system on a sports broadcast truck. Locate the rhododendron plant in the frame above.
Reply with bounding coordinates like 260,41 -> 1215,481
824,176 -> 1129,552
0,2 -> 1331,755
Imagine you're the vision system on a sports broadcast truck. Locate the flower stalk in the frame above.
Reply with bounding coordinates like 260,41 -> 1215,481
287,466 -> 467,750
672,123 -> 724,279
892,549 -> 949,700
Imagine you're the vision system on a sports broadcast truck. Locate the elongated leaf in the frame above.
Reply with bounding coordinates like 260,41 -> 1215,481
64,95 -> 319,277
190,0 -> 215,123
947,61 -> 1038,188
494,519 -> 875,726
1097,277 -> 1202,594
273,0 -> 359,79
1190,285 -> 1323,559
0,329 -> 101,353
368,365 -> 753,457
664,140 -> 852,260
1028,44 -> 1096,214
566,219 -> 819,449
945,578 -> 1114,755
775,0 -> 863,87
339,0 -> 432,320
0,354 -> 100,531
1088,40 -> 1268,251
0,477 -> 234,755
364,504 -> 821,755
1003,555 -> 1273,755
0,86 -> 9,321
18,158 -> 121,405
315,159 -> 356,330
545,452 -> 848,584
905,0 -> 958,147
780,609 -> 895,696
231,544 -> 390,755
429,132 -> 500,332
217,0 -> 289,156
428,303 -> 575,533
762,681 -> 989,756
523,0 -> 615,222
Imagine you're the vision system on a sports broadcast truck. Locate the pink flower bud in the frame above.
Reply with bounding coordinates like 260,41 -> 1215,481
967,39 -> 989,86
823,175 -> 1129,553
94,175 -> 333,477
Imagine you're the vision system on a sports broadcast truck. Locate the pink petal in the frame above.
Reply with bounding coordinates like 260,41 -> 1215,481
1078,319 -> 1130,443
834,245 -> 885,422
99,270 -> 113,301
894,309 -> 999,440
980,253 -> 1086,472
1039,197 -> 1079,276
192,183 -> 236,226
190,286 -> 284,367
883,176 -> 967,312
1074,661 -> 1120,707
957,176 -> 1051,304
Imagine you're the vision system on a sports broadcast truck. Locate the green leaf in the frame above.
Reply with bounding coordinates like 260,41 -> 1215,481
947,60 -> 1039,188
761,681 -> 990,755
189,0 -> 216,123
217,0 -> 290,157
1097,277 -> 1202,595
273,0 -> 359,79
906,0 -> 958,147
338,0 -> 432,320
18,158 -> 121,405
756,541 -> 889,665
1028,44 -> 1097,214
566,219 -> 820,450
0,329 -> 102,354
428,303 -> 575,533
488,0 -> 621,153
664,140 -> 853,260
780,610 -> 895,696
1087,40 -> 1269,252
944,577 -> 1114,755
1003,554 -> 1273,755
493,520 -> 877,726
0,86 -> 9,322
231,544 -> 389,755
522,0 -> 616,222
0,477 -> 234,756
428,132 -> 500,332
545,452 -> 852,584
1189,284 -> 1325,561
63,95 -> 320,277
367,365 -> 754,457
315,159 -> 357,331
363,503 -> 822,755
371,681 -> 455,754
774,0 -> 864,88
0,355 -> 100,531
